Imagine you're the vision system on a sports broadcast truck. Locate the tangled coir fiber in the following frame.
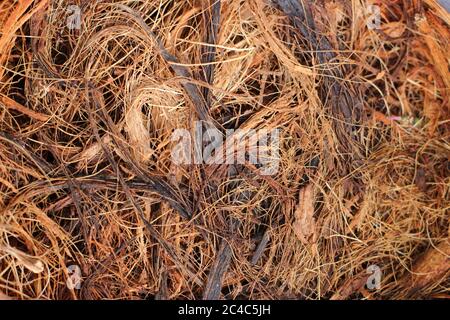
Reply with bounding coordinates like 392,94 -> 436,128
0,0 -> 449,299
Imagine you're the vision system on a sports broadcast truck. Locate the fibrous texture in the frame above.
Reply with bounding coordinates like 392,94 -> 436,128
0,0 -> 448,299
